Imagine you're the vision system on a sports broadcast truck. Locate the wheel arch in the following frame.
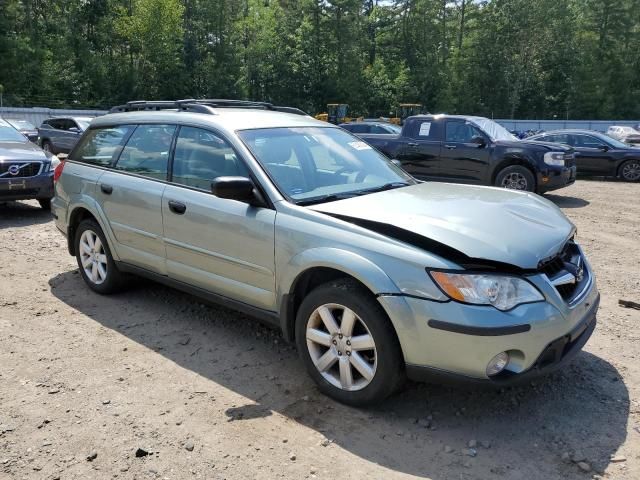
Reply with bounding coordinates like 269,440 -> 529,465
491,155 -> 538,186
278,249 -> 401,343
66,200 -> 118,259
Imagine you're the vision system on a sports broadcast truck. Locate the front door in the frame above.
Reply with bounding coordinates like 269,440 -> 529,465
439,120 -> 492,184
161,126 -> 276,311
569,133 -> 617,175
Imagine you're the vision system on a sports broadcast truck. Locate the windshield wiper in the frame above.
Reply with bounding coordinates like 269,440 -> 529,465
350,181 -> 410,196
296,192 -> 358,206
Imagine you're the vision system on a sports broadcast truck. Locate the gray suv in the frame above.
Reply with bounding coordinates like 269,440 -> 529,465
38,116 -> 93,154
51,100 -> 599,406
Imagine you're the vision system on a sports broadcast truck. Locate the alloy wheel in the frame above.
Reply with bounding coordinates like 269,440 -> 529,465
621,161 -> 640,181
79,230 -> 108,285
306,303 -> 377,391
501,172 -> 528,190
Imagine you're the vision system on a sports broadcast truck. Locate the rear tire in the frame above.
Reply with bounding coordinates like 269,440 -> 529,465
74,219 -> 126,294
295,279 -> 405,406
38,198 -> 51,210
495,165 -> 535,192
618,159 -> 640,182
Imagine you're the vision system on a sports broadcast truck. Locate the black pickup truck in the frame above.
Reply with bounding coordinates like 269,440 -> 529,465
357,114 -> 576,193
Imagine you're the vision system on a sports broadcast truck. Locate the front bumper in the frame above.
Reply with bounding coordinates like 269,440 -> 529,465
0,172 -> 54,201
377,268 -> 599,384
537,165 -> 576,193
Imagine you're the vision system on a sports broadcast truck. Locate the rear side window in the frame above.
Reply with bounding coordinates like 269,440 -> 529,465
114,125 -> 175,180
545,134 -> 570,144
71,126 -> 134,167
171,127 -> 248,190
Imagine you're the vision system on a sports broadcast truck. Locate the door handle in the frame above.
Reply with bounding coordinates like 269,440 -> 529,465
444,144 -> 457,150
407,142 -> 418,147
168,200 -> 187,215
100,184 -> 113,195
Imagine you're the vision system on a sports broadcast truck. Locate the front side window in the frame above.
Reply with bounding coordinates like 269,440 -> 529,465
115,124 -> 175,180
545,134 -> 570,144
172,127 -> 248,190
239,127 -> 414,204
572,135 -> 605,149
445,121 -> 484,143
71,126 -> 134,166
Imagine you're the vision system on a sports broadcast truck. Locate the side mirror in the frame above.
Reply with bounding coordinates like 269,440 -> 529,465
391,158 -> 402,167
470,135 -> 486,147
69,127 -> 81,134
211,176 -> 265,206
598,144 -> 609,151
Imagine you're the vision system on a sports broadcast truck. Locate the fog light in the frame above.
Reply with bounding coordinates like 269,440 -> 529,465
486,352 -> 509,376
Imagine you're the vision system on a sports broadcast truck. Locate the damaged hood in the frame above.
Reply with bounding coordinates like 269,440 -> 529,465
309,183 -> 574,270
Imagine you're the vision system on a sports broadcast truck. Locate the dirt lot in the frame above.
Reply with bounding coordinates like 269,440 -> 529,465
1,179 -> 638,480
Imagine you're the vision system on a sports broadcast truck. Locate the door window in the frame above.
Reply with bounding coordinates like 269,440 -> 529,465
171,127 -> 248,191
115,124 -> 175,180
572,134 -> 606,149
544,134 -> 570,144
445,121 -> 484,143
71,126 -> 135,167
347,124 -> 370,134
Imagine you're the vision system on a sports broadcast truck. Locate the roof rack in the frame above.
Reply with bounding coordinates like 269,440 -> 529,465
109,99 -> 308,116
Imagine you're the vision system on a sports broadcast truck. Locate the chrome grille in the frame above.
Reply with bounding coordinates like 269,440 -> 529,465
539,241 -> 589,303
0,162 -> 43,178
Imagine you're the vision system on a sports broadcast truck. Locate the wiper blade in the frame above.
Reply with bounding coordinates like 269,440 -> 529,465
351,181 -> 410,195
296,192 -> 356,206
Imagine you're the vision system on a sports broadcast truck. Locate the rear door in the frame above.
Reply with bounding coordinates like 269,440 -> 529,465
396,118 -> 442,179
438,120 -> 492,183
162,126 -> 276,310
97,124 -> 176,274
569,133 -> 617,175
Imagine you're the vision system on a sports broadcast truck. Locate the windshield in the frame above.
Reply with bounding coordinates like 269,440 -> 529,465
7,119 -> 36,130
0,125 -> 28,142
472,118 -> 518,141
239,127 -> 415,204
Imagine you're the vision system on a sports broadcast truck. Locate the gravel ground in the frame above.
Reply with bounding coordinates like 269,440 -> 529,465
0,179 -> 638,480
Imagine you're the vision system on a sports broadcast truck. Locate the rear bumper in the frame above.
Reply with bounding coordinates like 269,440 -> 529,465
537,166 -> 576,193
0,172 -> 54,201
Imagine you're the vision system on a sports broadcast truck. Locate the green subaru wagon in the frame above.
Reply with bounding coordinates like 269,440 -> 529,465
51,100 -> 599,406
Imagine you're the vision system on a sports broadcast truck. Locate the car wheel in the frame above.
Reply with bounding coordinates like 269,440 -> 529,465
295,279 -> 404,406
38,199 -> 51,210
41,141 -> 52,153
74,219 -> 126,294
495,165 -> 535,192
618,159 -> 640,182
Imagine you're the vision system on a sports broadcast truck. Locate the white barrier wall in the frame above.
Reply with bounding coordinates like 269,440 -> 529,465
0,107 -> 108,127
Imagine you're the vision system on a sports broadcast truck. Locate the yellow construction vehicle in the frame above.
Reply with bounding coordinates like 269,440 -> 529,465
315,104 -> 354,124
390,103 -> 425,125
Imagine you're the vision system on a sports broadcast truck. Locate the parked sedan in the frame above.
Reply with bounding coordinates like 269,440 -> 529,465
340,121 -> 402,135
529,129 -> 640,182
0,119 -> 59,209
606,125 -> 640,146
5,118 -> 39,143
38,116 -> 93,154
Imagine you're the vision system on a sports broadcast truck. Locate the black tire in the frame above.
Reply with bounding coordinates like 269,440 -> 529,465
618,159 -> 640,182
295,279 -> 405,406
74,219 -> 126,294
41,140 -> 53,154
495,165 -> 536,192
38,198 -> 51,210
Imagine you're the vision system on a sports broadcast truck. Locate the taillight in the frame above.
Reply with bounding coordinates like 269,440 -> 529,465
53,160 -> 66,182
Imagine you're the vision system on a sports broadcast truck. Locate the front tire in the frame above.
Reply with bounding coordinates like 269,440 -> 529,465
495,165 -> 535,192
74,219 -> 126,294
41,141 -> 53,154
618,159 -> 640,182
295,279 -> 404,406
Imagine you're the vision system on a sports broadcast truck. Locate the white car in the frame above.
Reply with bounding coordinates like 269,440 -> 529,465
606,126 -> 640,146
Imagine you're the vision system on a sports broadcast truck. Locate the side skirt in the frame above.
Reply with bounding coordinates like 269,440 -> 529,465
115,261 -> 281,329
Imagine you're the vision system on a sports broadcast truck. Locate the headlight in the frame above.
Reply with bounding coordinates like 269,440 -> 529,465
429,271 -> 544,311
47,155 -> 61,172
544,152 -> 565,166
